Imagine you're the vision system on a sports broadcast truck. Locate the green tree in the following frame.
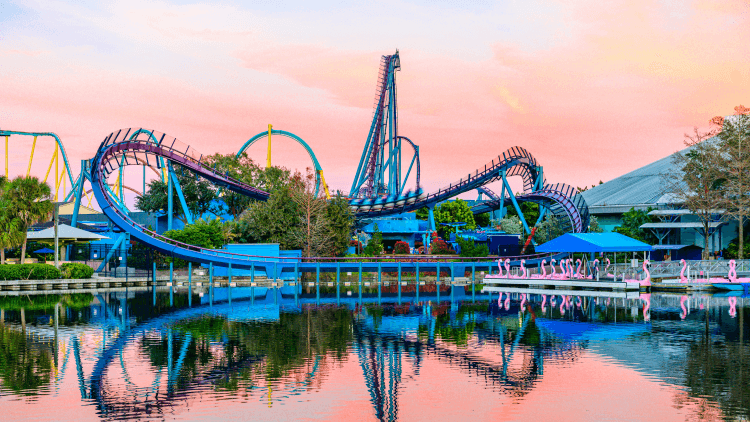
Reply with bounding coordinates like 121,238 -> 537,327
163,218 -> 225,249
6,176 -> 53,264
325,194 -> 353,256
364,224 -> 384,255
533,214 -> 566,244
503,202 -> 540,228
0,177 -> 24,264
455,236 -> 489,257
290,169 -> 331,258
613,207 -> 656,243
588,215 -> 604,233
665,128 -> 726,259
232,182 -> 303,250
498,215 -> 523,234
136,168 -> 217,224
434,199 -> 476,238
713,107 -> 750,258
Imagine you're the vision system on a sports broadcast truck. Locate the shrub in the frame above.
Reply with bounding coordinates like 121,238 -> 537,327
393,241 -> 410,254
456,237 -> 489,257
430,239 -> 455,255
60,263 -> 94,279
0,264 -> 61,280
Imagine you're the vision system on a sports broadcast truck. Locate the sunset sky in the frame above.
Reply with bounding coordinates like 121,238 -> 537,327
1,0 -> 749,199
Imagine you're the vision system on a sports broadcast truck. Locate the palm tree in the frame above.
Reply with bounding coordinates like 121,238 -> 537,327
5,176 -> 52,264
0,177 -> 22,264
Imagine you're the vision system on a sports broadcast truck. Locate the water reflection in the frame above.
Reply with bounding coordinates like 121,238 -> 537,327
0,290 -> 748,420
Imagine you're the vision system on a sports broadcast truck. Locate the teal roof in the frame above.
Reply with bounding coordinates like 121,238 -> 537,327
536,232 -> 652,253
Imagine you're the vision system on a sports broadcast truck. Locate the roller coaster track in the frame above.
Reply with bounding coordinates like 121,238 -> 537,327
352,146 -> 589,234
91,128 -> 588,270
472,183 -> 590,234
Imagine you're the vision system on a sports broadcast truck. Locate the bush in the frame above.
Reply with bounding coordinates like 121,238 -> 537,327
393,241 -> 410,254
455,237 -> 489,257
0,264 -> 61,280
430,239 -> 455,255
60,263 -> 94,279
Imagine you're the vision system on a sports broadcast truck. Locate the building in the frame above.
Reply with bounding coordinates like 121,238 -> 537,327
581,141 -> 736,256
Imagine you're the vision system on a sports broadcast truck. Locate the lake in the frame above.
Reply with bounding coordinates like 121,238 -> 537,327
0,289 -> 747,421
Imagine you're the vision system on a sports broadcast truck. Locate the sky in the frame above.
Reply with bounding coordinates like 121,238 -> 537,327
1,0 -> 749,201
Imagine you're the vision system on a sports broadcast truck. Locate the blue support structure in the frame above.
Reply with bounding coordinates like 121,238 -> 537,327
167,164 -> 173,231
97,233 -> 127,272
168,163 -> 194,225
209,263 -> 213,307
152,262 -> 156,306
228,263 -> 232,306
501,171 -> 531,235
169,262 -> 174,307
188,262 -> 192,307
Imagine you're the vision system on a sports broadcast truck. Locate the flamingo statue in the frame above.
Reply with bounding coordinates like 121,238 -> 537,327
585,259 -> 599,280
550,295 -> 557,307
520,259 -> 528,278
541,294 -> 548,313
559,296 -> 566,315
568,259 -> 575,278
550,259 -> 558,279
727,260 -> 750,282
605,258 -> 615,278
680,259 -> 688,283
625,259 -> 652,286
498,292 -> 504,307
504,293 -> 511,310
558,259 -> 566,279
576,296 -> 583,309
520,293 -> 527,310
539,259 -> 548,279
574,259 -> 583,279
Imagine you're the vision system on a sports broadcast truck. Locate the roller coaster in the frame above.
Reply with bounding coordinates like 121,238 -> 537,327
1,50 -> 589,269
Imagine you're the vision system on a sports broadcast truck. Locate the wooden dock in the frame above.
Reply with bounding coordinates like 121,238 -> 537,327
482,276 -> 640,291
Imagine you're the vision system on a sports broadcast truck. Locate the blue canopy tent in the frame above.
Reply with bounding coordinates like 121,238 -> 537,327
535,233 -> 652,253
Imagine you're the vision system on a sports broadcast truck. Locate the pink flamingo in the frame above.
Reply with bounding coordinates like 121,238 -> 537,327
680,259 -> 688,283
679,295 -> 688,320
498,292 -> 504,307
504,293 -> 511,310
727,260 -> 750,282
576,296 -> 583,309
574,259 -> 582,279
520,259 -> 528,278
496,259 -> 505,277
559,296 -> 566,315
541,294 -> 548,312
728,297 -> 738,318
535,259 -> 548,279
625,260 -> 651,286
605,258 -> 615,278
520,293 -> 527,310
550,259 -> 558,278
559,259 -> 567,279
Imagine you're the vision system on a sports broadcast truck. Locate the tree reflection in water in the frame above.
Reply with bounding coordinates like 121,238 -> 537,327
0,324 -> 54,395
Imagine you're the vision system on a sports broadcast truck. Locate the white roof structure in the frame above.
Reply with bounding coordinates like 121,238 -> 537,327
27,224 -> 107,241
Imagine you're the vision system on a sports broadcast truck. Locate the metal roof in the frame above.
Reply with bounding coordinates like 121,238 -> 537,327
536,232 -> 652,253
580,140 -> 717,213
27,224 -> 107,241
